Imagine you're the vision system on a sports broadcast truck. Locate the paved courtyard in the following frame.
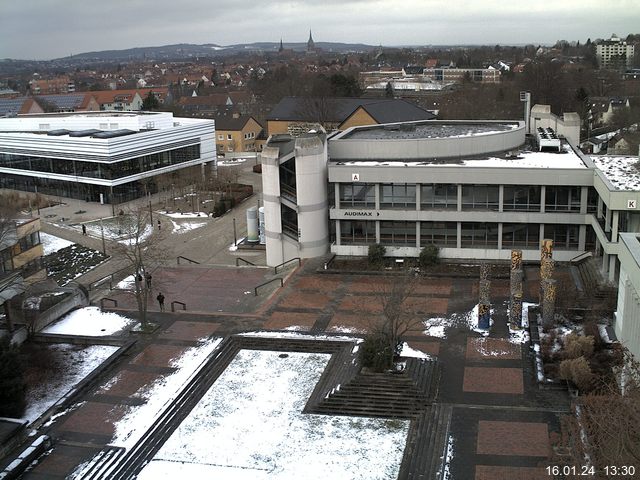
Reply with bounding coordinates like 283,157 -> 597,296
14,260 -> 570,479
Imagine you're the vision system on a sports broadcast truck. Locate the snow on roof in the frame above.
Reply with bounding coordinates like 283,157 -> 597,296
592,155 -> 640,191
336,145 -> 587,169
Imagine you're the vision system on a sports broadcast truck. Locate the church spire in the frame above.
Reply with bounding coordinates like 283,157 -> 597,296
279,38 -> 284,52
307,30 -> 315,52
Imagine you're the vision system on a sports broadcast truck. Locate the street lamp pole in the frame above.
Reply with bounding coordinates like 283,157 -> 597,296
233,217 -> 237,246
100,217 -> 106,255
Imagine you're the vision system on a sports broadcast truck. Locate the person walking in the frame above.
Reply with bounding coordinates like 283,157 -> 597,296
145,272 -> 152,288
157,219 -> 161,231
156,292 -> 165,311
82,224 -> 87,236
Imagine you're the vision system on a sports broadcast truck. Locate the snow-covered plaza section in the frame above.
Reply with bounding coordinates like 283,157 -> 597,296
42,306 -> 135,336
137,349 -> 409,480
39,232 -> 74,255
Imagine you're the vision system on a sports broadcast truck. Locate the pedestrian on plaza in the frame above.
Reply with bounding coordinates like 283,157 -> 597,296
136,272 -> 143,284
145,272 -> 152,288
156,292 -> 165,311
82,224 -> 87,236
157,219 -> 161,231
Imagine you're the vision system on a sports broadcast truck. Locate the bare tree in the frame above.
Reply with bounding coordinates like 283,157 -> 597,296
555,348 -> 640,478
109,208 -> 167,328
362,273 -> 423,370
0,203 -> 25,333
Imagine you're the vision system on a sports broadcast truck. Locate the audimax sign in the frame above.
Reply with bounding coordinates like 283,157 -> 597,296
343,211 -> 381,217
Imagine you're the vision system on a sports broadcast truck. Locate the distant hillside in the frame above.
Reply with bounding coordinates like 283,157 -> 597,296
58,42 -> 378,61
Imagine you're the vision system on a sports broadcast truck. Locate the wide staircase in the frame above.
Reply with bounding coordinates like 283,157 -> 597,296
312,359 -> 440,419
574,256 -> 617,307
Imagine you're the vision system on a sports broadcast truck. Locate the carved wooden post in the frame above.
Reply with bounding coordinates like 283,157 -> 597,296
478,279 -> 491,329
542,278 -> 557,328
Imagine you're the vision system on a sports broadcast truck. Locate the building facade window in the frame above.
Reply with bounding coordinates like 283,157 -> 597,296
502,223 -> 539,248
339,183 -> 375,209
420,221 -> 457,246
544,224 -> 579,249
587,187 -> 599,214
340,220 -> 376,244
461,222 -> 499,248
380,183 -> 416,209
461,185 -> 499,210
503,186 -> 541,211
420,184 -> 457,210
545,186 -> 581,212
380,221 -> 416,245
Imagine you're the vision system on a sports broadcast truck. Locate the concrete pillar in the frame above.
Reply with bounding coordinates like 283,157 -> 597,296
498,185 -> 504,213
457,222 -> 462,249
457,184 -> 462,212
261,146 -> 284,267
612,211 -> 619,242
578,225 -> 586,251
497,223 -> 503,250
334,183 -> 340,209
540,185 -> 546,213
609,255 -> 617,283
375,183 -> 380,210
597,197 -> 603,220
415,221 -> 420,249
580,186 -> 588,214
415,185 -> 421,211
335,220 -> 341,246
605,206 -> 611,233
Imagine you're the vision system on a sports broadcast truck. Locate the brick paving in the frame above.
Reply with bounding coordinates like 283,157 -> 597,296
463,367 -> 524,394
466,337 -> 522,360
475,465 -> 548,479
11,260 -> 577,479
476,420 -> 550,457
158,320 -> 220,341
130,344 -> 188,368
262,311 -> 319,331
58,402 -> 129,437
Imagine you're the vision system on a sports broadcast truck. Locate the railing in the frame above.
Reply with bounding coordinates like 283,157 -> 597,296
89,265 -> 133,291
171,301 -> 186,312
570,251 -> 593,264
254,277 -> 283,296
235,257 -> 256,267
177,256 -> 200,265
323,253 -> 337,270
100,298 -> 118,308
274,257 -> 301,274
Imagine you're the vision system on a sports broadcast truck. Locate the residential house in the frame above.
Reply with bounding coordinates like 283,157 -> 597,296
608,132 -> 640,155
29,75 -> 75,95
266,97 -> 436,136
0,97 -> 45,117
214,114 -> 263,155
35,93 -> 100,112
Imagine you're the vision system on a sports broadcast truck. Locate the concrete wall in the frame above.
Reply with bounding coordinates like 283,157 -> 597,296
330,122 -> 525,160
260,146 -> 284,266
529,105 -> 580,147
295,135 -> 329,259
615,233 -> 640,359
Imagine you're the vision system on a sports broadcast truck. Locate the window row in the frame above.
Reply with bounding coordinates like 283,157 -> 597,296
338,183 -> 596,213
339,220 -> 581,249
0,144 -> 201,180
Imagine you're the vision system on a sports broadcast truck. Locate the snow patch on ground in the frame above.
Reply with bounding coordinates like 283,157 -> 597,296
137,349 -> 409,480
170,220 -> 208,234
40,233 -> 74,255
115,275 -> 135,290
228,237 -> 246,251
423,304 -> 490,339
42,306 -> 135,336
399,342 -> 432,360
161,211 -> 208,219
442,434 -> 455,479
109,338 -> 223,450
21,345 -> 118,423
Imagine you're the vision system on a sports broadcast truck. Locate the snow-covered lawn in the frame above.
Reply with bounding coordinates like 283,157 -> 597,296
42,306 -> 135,336
22,344 -> 118,423
160,211 -> 208,219
137,349 -> 409,479
423,304 -> 490,338
40,232 -> 74,255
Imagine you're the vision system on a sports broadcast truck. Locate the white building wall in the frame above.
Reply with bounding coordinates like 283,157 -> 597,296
295,136 -> 329,259
615,234 -> 640,360
260,146 -> 284,266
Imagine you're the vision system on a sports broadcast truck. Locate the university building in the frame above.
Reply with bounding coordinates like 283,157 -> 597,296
260,109 -> 640,356
0,111 -> 215,204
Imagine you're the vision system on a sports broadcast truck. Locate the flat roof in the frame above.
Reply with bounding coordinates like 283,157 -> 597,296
592,155 -> 640,191
332,143 -> 588,169
340,121 -> 520,140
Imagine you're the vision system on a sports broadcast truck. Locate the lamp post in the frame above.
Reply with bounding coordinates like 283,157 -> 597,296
100,217 -> 106,255
233,217 -> 237,246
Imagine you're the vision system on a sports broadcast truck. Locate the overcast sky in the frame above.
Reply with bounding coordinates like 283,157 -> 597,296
1,0 -> 638,60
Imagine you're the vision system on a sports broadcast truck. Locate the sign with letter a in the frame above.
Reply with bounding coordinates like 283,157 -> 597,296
351,173 -> 360,181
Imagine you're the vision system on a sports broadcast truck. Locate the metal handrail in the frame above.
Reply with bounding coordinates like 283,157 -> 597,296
569,251 -> 592,264
274,257 -> 301,274
177,256 -> 200,265
235,257 -> 256,267
254,277 -> 283,296
171,301 -> 186,312
100,298 -> 118,308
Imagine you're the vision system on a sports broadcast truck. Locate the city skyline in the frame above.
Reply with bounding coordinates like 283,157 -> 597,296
1,0 -> 639,60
